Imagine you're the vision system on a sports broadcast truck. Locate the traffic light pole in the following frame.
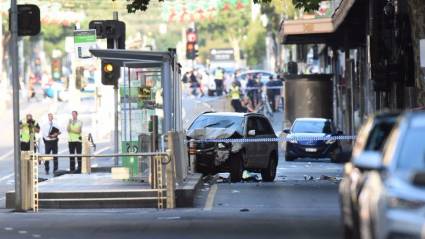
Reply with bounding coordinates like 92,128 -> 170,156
10,0 -> 24,211
113,11 -> 119,166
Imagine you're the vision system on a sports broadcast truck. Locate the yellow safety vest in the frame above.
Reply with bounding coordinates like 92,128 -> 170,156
215,70 -> 224,80
68,121 -> 82,142
20,123 -> 31,142
230,86 -> 240,100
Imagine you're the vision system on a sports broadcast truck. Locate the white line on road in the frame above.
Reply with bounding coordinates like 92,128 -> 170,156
94,146 -> 110,155
0,150 -> 13,161
204,184 -> 218,211
0,173 -> 14,183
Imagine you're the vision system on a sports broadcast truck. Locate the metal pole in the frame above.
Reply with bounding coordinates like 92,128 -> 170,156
113,11 -> 119,166
11,0 -> 24,211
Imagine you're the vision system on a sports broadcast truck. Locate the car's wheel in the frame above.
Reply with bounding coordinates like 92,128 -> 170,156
330,147 -> 342,163
285,153 -> 295,161
230,152 -> 243,183
261,153 -> 277,182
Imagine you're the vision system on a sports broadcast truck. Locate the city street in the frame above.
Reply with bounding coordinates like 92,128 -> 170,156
0,158 -> 343,239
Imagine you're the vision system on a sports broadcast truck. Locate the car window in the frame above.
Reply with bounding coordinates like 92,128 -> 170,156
364,120 -> 396,152
189,115 -> 244,135
396,123 -> 425,170
247,118 -> 256,132
256,118 -> 274,136
292,120 -> 331,134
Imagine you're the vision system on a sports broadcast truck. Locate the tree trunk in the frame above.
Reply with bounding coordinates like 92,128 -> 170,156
407,0 -> 425,106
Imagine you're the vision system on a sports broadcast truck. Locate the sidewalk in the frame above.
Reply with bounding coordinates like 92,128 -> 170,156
5,172 -> 202,209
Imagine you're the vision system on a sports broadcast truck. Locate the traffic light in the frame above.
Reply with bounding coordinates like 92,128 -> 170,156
186,42 -> 196,60
101,60 -> 120,85
10,4 -> 40,36
89,20 -> 126,49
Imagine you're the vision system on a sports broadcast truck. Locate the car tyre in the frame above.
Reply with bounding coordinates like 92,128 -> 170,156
285,153 -> 295,161
261,153 -> 277,182
330,147 -> 342,163
230,152 -> 243,183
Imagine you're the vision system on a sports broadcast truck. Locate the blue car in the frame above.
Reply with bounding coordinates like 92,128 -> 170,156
284,118 -> 343,163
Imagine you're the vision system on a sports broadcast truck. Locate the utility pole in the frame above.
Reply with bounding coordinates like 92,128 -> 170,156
113,11 -> 119,166
10,0 -> 23,211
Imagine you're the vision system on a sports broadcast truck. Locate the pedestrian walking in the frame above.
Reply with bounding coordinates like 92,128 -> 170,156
67,111 -> 83,173
20,114 -> 40,151
41,113 -> 61,174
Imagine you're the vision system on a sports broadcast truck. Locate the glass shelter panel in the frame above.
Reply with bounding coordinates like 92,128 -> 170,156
120,66 -> 164,179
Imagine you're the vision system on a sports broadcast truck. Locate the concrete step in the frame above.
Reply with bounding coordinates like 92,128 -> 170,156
37,189 -> 165,199
39,197 -> 164,209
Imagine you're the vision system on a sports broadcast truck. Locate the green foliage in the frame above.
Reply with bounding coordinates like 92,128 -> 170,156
41,24 -> 73,57
124,0 -> 319,13
242,20 -> 266,66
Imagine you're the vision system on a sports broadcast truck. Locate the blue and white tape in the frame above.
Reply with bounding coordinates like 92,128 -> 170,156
189,135 -> 356,143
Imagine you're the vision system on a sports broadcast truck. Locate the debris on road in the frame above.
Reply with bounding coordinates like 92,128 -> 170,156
240,208 -> 250,212
304,175 -> 314,181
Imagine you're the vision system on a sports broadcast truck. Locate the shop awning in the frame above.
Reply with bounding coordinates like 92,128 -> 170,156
280,0 -> 356,44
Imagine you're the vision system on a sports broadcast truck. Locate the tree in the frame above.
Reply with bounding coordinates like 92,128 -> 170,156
124,0 -> 320,13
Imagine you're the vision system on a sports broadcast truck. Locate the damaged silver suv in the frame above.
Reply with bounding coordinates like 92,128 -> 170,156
187,112 -> 278,183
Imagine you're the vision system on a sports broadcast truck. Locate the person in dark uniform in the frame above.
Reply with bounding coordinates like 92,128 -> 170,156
41,113 -> 61,174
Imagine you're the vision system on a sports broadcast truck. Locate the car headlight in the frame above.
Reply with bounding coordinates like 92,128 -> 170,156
387,196 -> 425,210
217,143 -> 226,149
325,139 -> 336,144
289,139 -> 298,144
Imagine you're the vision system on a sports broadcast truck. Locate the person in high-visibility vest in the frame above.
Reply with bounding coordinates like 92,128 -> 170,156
20,114 -> 40,151
229,82 -> 244,112
67,111 -> 83,173
214,67 -> 225,96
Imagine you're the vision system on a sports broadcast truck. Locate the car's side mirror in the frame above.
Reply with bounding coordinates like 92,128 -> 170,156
248,130 -> 256,136
283,128 -> 290,134
412,171 -> 425,187
353,151 -> 383,171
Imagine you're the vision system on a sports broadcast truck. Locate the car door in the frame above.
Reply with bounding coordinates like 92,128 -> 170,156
255,117 -> 277,168
244,116 -> 258,168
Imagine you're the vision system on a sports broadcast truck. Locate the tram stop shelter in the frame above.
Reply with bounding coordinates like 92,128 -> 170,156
90,49 -> 184,180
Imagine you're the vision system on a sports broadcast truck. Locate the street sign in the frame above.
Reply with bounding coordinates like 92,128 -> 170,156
74,29 -> 97,59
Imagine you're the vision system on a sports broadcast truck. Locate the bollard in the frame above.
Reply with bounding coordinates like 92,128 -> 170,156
20,151 -> 32,211
188,139 -> 196,173
166,148 -> 176,209
81,136 -> 91,174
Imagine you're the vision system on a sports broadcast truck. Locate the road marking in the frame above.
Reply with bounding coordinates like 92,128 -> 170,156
0,150 -> 13,161
0,173 -> 14,183
204,184 -> 218,211
18,230 -> 28,234
94,146 -> 110,155
32,234 -> 41,238
4,227 -> 13,231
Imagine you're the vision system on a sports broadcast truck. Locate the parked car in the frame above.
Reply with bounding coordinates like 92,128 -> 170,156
283,118 -> 342,162
187,112 -> 278,182
357,111 -> 425,239
339,112 -> 400,239
236,70 -> 277,89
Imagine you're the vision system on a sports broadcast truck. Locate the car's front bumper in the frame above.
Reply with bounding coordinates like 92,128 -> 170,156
386,208 -> 425,239
286,142 -> 337,158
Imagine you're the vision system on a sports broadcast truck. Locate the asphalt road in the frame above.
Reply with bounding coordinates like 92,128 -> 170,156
0,95 -> 345,239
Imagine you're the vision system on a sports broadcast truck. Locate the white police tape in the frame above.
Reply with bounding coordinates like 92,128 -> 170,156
189,135 -> 356,143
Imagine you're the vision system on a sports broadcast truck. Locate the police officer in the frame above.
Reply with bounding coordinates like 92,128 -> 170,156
67,111 -> 83,173
214,67 -> 224,96
20,114 -> 40,151
229,81 -> 244,112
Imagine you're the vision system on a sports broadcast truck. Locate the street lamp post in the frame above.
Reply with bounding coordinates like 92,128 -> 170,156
10,0 -> 24,211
